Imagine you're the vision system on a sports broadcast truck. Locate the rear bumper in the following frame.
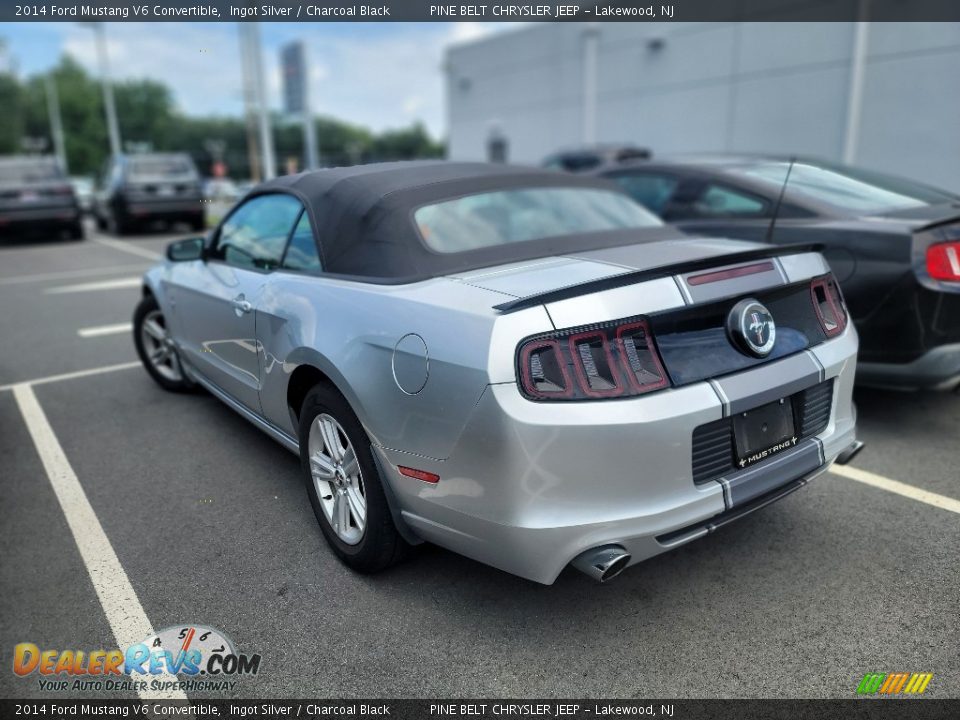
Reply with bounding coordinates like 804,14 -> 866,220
379,327 -> 858,584
123,199 -> 203,218
857,343 -> 960,391
0,206 -> 80,226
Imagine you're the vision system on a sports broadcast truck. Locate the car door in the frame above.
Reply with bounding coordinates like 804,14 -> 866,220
171,193 -> 303,412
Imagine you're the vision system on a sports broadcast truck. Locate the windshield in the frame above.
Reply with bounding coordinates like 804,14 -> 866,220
414,187 -> 662,254
0,159 -> 63,184
739,162 -> 954,214
128,156 -> 197,179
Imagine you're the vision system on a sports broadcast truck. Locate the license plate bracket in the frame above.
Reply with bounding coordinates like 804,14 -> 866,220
733,398 -> 798,469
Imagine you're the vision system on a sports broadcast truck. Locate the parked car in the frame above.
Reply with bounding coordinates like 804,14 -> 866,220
542,144 -> 651,173
95,153 -> 204,235
134,161 -> 858,584
0,156 -> 83,240
594,156 -> 960,391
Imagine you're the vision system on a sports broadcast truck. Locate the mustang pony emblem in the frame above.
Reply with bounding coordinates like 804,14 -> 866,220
727,299 -> 777,358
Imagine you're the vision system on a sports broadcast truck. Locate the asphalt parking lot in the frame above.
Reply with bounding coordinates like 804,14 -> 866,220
1,225 -> 958,700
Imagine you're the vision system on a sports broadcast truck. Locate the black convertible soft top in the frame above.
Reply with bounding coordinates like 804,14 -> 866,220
252,161 -> 681,283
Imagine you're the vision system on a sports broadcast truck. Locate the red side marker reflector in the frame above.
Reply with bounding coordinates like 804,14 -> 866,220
398,466 -> 440,484
687,261 -> 776,286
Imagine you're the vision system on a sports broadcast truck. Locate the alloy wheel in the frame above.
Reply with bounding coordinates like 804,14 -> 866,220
308,413 -> 367,545
140,309 -> 184,382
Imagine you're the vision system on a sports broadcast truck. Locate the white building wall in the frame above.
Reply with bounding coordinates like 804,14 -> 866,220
445,22 -> 960,192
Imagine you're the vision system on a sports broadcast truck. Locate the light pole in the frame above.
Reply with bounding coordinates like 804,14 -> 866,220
80,22 -> 122,157
45,73 -> 68,174
581,23 -> 600,146
239,23 -> 276,180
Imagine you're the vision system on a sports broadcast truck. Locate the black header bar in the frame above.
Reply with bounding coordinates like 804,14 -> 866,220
1,699 -> 959,720
4,0 -> 960,23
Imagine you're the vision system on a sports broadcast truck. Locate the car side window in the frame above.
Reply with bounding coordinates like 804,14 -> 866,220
693,184 -> 768,217
212,194 -> 303,271
611,173 -> 680,214
282,212 -> 322,272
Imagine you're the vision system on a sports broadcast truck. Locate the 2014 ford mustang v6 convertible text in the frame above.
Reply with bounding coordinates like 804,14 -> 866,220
134,161 -> 860,584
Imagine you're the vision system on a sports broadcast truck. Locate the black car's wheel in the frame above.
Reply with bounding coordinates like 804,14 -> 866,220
68,222 -> 84,241
299,383 -> 410,573
95,213 -> 107,231
189,214 -> 206,232
132,295 -> 196,392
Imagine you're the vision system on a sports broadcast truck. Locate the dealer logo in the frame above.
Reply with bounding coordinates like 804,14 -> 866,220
727,298 -> 776,358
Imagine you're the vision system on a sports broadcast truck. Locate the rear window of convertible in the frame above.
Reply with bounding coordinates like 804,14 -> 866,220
414,187 -> 662,253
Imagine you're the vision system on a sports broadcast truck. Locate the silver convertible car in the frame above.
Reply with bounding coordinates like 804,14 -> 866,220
134,162 -> 860,583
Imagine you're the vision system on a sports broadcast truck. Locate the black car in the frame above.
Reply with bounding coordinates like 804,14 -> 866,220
542,144 -> 651,173
95,153 -> 204,235
594,156 -> 960,391
0,156 -> 83,241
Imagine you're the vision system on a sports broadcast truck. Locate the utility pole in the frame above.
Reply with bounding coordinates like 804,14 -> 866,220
581,23 -> 600,146
843,0 -> 871,165
45,73 -> 68,174
239,23 -> 276,180
281,40 -> 319,171
80,22 -> 122,157
239,24 -> 261,181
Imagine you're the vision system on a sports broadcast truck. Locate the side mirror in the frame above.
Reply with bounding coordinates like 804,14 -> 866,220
166,236 -> 205,262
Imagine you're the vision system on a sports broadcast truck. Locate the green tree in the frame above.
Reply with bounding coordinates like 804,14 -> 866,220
1,51 -> 446,180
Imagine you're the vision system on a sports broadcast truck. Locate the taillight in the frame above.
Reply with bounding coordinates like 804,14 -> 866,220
810,275 -> 847,337
517,317 -> 669,401
926,241 -> 960,281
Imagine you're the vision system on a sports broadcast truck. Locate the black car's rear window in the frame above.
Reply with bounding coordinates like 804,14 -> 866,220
738,162 -> 954,214
413,187 -> 662,254
0,159 -> 62,184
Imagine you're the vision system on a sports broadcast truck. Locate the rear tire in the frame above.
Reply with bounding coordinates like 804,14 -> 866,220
68,222 -> 84,241
133,295 -> 196,393
299,384 -> 410,573
189,214 -> 206,232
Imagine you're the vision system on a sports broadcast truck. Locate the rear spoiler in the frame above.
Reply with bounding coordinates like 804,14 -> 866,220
493,243 -> 823,313
916,211 -> 960,233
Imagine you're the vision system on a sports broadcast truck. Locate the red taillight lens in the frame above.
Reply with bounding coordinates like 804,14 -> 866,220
926,241 -> 960,281
810,275 -> 847,337
517,317 -> 669,401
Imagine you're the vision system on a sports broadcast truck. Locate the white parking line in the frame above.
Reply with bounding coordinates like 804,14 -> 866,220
46,277 -> 142,294
11,384 -> 186,701
93,236 -> 162,261
0,361 -> 140,392
831,464 -> 960,515
78,322 -> 133,338
0,264 -> 149,287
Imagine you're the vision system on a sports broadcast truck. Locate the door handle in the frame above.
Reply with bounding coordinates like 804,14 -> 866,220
231,295 -> 253,314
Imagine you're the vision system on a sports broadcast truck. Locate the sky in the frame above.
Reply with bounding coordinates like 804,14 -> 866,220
0,22 -> 515,139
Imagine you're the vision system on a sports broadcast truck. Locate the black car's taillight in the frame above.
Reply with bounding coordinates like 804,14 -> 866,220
810,275 -> 847,337
518,318 -> 669,401
926,241 -> 960,282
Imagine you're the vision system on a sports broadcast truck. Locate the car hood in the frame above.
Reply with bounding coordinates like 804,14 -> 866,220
450,236 -> 768,298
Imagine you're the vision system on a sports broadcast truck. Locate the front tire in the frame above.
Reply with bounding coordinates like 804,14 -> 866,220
299,384 -> 409,573
133,295 -> 195,392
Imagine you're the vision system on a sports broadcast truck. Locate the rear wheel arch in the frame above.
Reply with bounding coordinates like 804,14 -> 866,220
287,364 -> 336,423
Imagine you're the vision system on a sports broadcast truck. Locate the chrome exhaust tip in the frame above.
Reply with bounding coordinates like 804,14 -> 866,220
835,440 -> 865,465
571,544 -> 631,583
